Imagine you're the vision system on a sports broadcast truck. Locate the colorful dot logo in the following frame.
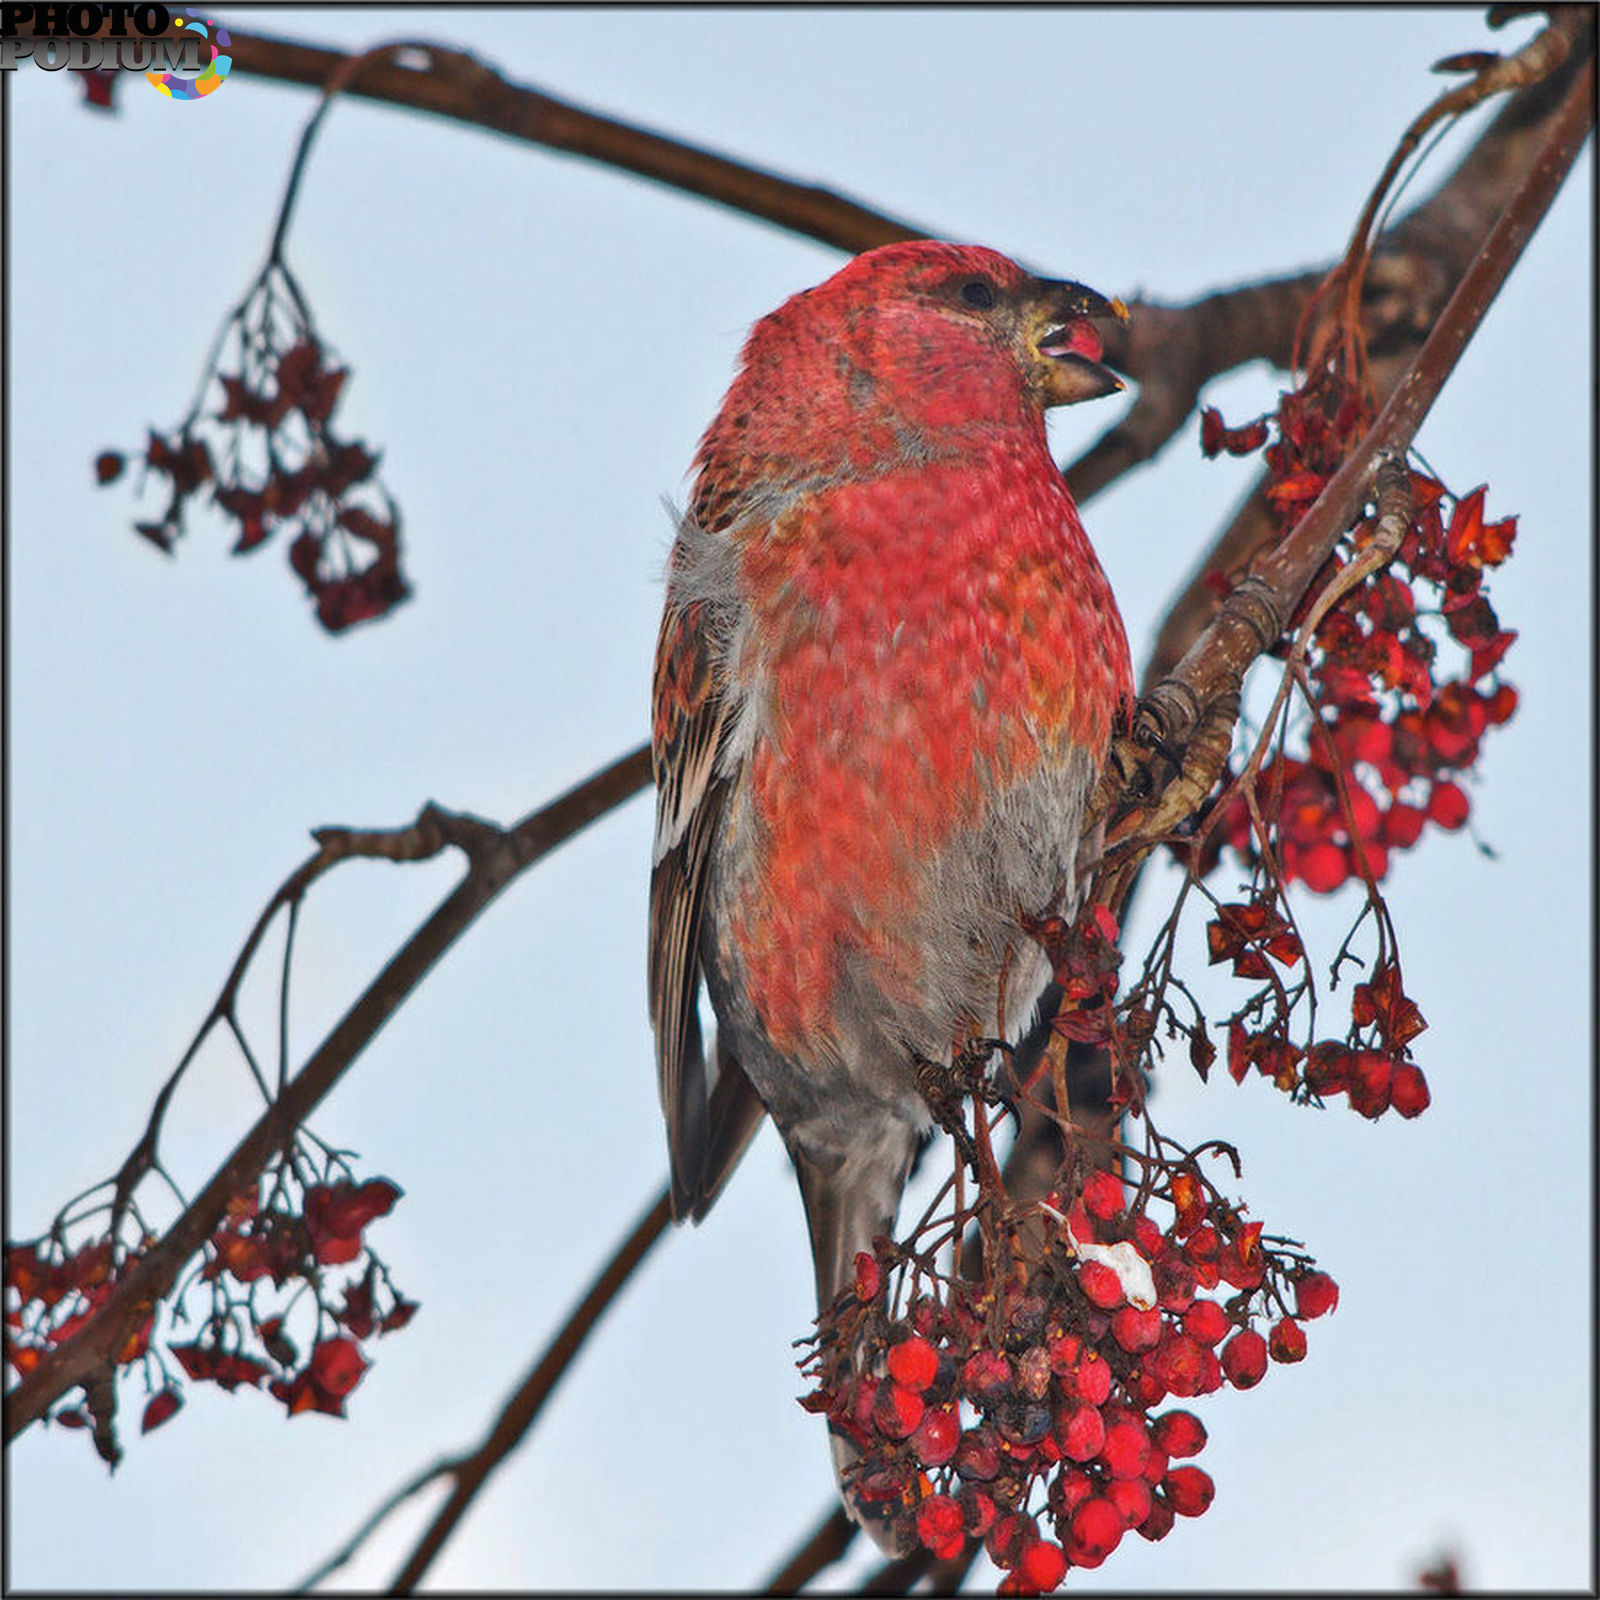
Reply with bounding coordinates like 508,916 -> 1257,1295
146,10 -> 230,101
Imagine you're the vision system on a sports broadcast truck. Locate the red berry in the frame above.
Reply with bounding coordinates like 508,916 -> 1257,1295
1081,1170 -> 1125,1221
1056,1401 -> 1106,1463
873,1380 -> 924,1438
1046,1332 -> 1083,1375
1132,1214 -> 1165,1258
1098,1417 -> 1151,1480
1382,802 -> 1426,848
1484,683 -> 1518,725
1048,1467 -> 1094,1521
887,1336 -> 940,1393
1347,1050 -> 1394,1119
911,1406 -> 961,1466
1183,1223 -> 1220,1264
1146,1330 -> 1206,1398
1390,1062 -> 1431,1117
1181,1298 -> 1229,1347
1078,1259 -> 1125,1310
1105,1474 -> 1152,1529
853,1253 -> 881,1302
1137,1493 -> 1177,1542
1142,1443 -> 1170,1485
1163,1463 -> 1216,1517
1016,1538 -> 1068,1592
1221,1328 -> 1268,1389
1110,1305 -> 1162,1353
1066,1496 -> 1125,1568
1269,1317 -> 1308,1363
1294,1270 -> 1340,1319
1062,1351 -> 1112,1406
1427,780 -> 1470,830
1299,840 -> 1349,893
1151,1410 -> 1207,1458
916,1494 -> 966,1561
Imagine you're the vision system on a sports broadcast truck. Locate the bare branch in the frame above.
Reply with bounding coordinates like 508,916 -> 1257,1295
385,1189 -> 671,1593
5,746 -> 651,1441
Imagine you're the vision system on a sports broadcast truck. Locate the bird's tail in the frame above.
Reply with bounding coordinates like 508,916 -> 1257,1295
792,1122 -> 923,1557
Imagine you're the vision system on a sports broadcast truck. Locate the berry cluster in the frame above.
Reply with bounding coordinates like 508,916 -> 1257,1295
96,260 -> 408,633
801,1169 -> 1335,1590
1204,390 -> 1518,897
4,1160 -> 416,1462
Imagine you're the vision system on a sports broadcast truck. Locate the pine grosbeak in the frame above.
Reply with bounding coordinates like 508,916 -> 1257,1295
649,240 -> 1132,1544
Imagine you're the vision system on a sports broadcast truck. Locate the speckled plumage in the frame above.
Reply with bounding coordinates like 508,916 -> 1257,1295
649,241 -> 1133,1547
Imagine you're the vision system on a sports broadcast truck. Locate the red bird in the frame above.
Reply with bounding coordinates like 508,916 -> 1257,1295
649,241 -> 1133,1543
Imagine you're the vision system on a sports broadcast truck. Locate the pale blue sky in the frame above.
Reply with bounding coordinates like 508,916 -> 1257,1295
7,8 -> 1592,1590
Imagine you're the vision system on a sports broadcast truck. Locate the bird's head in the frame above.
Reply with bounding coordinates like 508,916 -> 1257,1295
804,240 -> 1128,416
695,241 -> 1128,516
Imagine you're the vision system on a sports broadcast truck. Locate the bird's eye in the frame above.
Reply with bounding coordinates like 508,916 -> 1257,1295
960,279 -> 998,310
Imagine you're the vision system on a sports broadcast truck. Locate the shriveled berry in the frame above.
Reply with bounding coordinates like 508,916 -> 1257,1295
1066,1496 -> 1125,1568
960,1486 -> 997,1537
986,1511 -> 1037,1571
955,1425 -> 1002,1481
1137,1492 -> 1176,1542
1015,1344 -> 1053,1400
1269,1317 -> 1308,1363
1163,1463 -> 1216,1517
1151,1409 -> 1207,1458
1294,1270 -> 1340,1320
887,1336 -> 940,1393
1221,1328 -> 1268,1389
1152,1249 -> 1197,1313
961,1348 -> 1013,1404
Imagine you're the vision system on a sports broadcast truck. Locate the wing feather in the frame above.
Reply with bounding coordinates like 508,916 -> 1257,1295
649,593 -> 762,1218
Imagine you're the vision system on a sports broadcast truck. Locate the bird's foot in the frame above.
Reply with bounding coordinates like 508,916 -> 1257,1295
911,1052 -> 979,1171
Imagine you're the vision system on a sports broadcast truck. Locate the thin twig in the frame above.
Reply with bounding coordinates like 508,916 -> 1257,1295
763,1506 -> 857,1593
386,1189 -> 672,1593
5,747 -> 651,1441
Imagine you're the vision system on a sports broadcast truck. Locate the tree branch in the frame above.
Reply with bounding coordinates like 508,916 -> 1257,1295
4,745 -> 651,1441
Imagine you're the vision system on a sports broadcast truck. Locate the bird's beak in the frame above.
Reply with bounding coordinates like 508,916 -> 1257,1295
1027,278 -> 1129,407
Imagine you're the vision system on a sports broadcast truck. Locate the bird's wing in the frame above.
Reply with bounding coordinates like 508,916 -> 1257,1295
649,592 -> 765,1220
